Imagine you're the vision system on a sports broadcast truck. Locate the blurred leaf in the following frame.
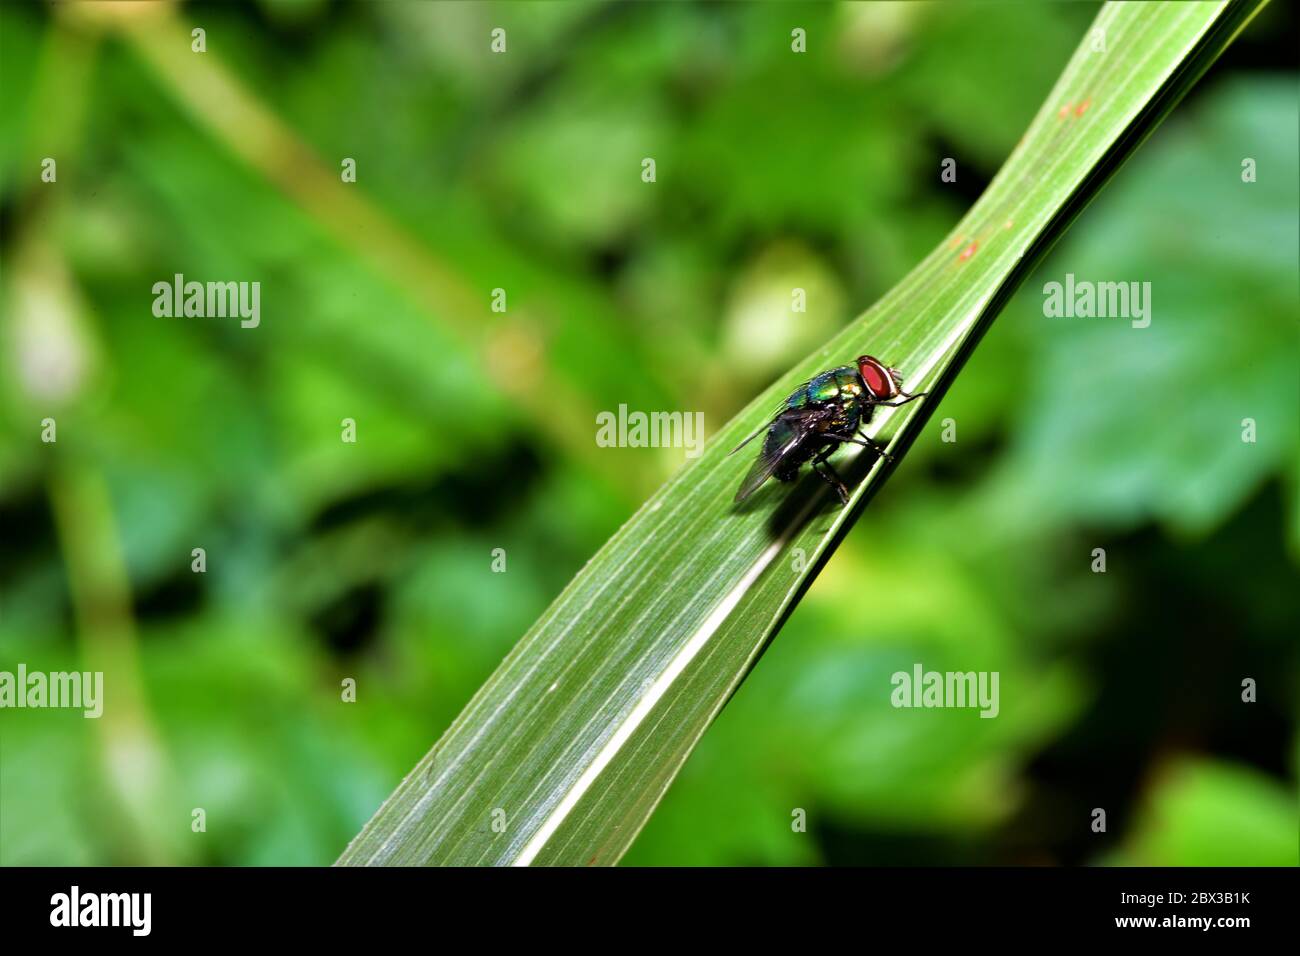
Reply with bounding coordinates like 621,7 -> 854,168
995,77 -> 1299,541
720,240 -> 846,381
1106,757 -> 1297,866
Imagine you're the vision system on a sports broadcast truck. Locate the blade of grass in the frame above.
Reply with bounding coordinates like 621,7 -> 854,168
340,0 -> 1267,866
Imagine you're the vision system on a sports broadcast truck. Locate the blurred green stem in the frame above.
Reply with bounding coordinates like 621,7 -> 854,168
48,462 -> 183,865
16,9 -> 183,865
109,7 -> 654,497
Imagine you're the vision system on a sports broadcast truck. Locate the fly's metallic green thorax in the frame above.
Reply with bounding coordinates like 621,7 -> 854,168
729,355 -> 925,506
799,365 -> 866,424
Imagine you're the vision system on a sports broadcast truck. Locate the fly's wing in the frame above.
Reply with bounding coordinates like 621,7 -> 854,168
733,411 -> 815,503
727,381 -> 813,457
728,418 -> 774,456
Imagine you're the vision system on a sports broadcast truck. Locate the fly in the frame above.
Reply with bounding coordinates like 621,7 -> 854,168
730,355 -> 925,505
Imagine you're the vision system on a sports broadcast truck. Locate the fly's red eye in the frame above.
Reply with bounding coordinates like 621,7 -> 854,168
857,356 -> 894,399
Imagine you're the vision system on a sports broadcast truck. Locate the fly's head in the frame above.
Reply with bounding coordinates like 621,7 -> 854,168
856,355 -> 903,401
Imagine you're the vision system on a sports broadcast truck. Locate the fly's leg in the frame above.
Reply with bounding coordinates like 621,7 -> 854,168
812,462 -> 850,504
810,446 -> 851,504
871,391 -> 927,408
823,431 -> 894,463
857,430 -> 893,461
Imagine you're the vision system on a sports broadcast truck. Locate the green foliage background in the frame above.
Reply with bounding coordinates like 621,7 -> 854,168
0,0 -> 1295,866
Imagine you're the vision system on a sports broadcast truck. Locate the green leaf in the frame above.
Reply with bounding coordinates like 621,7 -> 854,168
1103,758 -> 1298,866
1000,76 -> 1299,538
338,0 -> 1267,866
